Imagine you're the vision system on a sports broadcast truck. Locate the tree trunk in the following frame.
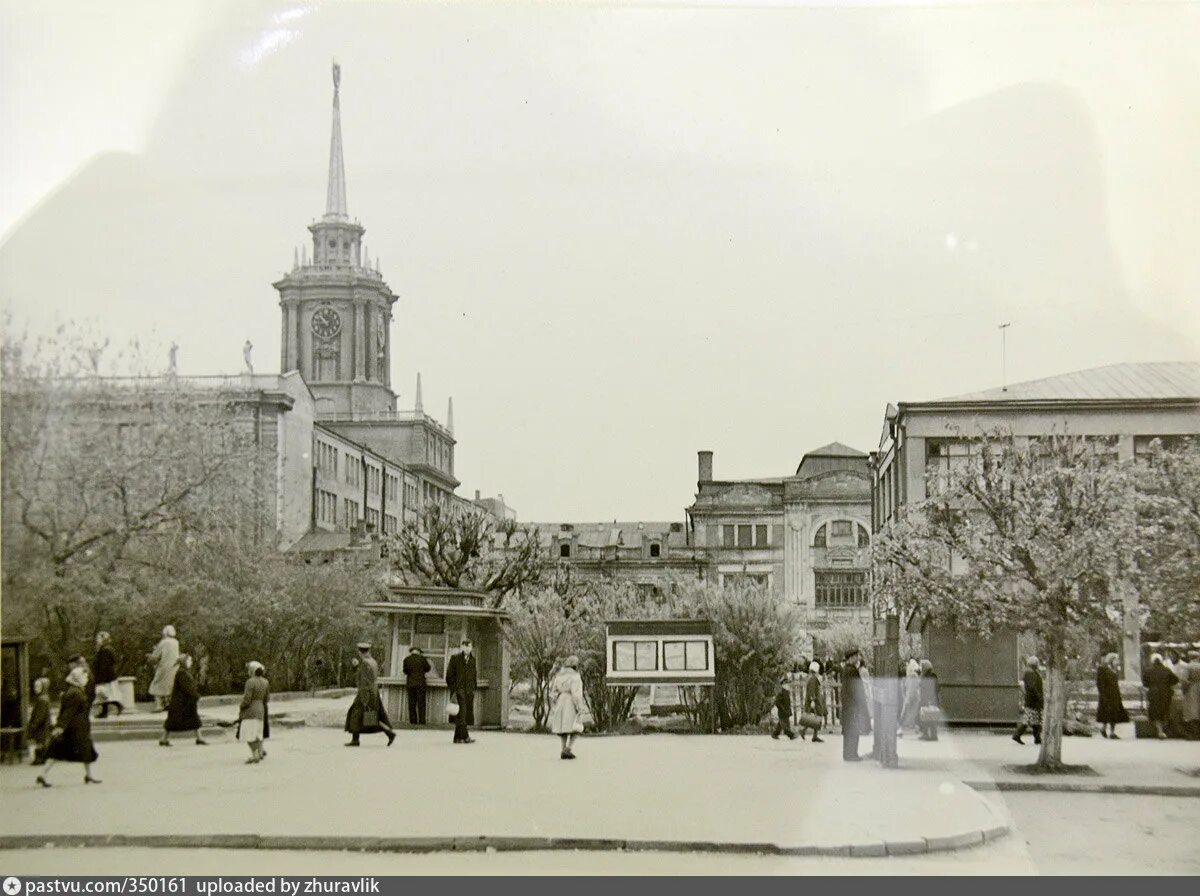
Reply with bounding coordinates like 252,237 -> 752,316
531,674 -> 550,731
1036,658 -> 1067,770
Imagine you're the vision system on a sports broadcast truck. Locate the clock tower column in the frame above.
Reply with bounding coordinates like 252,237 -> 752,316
272,61 -> 398,417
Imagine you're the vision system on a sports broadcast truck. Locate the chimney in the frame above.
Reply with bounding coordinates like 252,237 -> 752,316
698,450 -> 714,483
474,489 -> 481,501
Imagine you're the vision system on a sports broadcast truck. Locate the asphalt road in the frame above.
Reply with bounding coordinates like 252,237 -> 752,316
2,793 -> 1196,875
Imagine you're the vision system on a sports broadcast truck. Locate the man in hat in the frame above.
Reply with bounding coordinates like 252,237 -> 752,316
344,642 -> 395,747
402,647 -> 432,725
839,648 -> 872,761
445,639 -> 478,744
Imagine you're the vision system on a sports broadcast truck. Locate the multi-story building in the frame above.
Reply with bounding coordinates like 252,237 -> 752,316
869,361 -> 1200,720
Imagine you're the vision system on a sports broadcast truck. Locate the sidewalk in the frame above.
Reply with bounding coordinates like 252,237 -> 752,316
1,727 -> 1007,856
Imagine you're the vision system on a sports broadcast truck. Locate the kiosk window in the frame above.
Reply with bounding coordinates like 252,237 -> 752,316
415,614 -> 445,634
613,640 -> 658,672
664,640 -> 709,671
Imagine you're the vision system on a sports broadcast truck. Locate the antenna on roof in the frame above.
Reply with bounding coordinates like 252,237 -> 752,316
999,322 -> 1012,392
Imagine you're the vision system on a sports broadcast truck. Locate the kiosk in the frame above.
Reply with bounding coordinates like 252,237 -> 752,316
1,636 -> 31,763
363,586 -> 510,729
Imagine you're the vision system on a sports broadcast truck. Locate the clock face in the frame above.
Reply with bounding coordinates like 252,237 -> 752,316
310,306 -> 341,340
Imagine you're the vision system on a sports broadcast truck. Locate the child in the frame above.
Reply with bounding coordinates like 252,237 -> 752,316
26,677 -> 52,765
771,675 -> 798,740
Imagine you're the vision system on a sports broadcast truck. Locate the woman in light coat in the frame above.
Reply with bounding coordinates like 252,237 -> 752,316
898,658 -> 921,736
147,625 -> 180,711
548,655 -> 586,760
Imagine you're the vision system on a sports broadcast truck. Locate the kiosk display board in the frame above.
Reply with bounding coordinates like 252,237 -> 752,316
605,620 -> 716,686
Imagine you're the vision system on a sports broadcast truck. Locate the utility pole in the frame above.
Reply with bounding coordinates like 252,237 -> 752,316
999,322 -> 1012,391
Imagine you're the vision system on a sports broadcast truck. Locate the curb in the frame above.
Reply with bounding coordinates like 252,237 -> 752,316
0,828 -> 1008,858
965,781 -> 1200,797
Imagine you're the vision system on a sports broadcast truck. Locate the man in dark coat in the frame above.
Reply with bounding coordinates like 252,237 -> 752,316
1013,656 -> 1044,745
839,649 -> 871,761
445,639 -> 478,744
402,647 -> 432,725
344,643 -> 395,747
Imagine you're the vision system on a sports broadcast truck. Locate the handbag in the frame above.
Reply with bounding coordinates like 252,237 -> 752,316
447,701 -> 460,720
919,705 -> 943,725
362,709 -> 379,728
572,720 -> 584,734
798,712 -> 824,730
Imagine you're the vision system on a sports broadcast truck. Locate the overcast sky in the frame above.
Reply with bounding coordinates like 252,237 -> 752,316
2,0 -> 1197,521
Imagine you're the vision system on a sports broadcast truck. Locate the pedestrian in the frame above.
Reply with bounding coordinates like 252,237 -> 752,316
237,661 -> 269,764
147,625 -> 180,712
67,654 -> 94,709
36,666 -> 100,787
344,642 -> 396,747
918,659 -> 941,741
402,646 -> 432,725
445,639 -> 478,744
92,631 -> 123,718
549,654 -> 586,759
898,658 -> 921,737
1182,651 -> 1200,740
772,674 -> 799,741
161,655 -> 206,747
1013,656 -> 1044,745
26,677 -> 52,765
1142,653 -> 1177,739
1095,652 -> 1129,739
839,649 -> 871,762
801,661 -> 826,743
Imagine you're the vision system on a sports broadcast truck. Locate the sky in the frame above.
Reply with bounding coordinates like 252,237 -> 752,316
2,0 -> 1198,521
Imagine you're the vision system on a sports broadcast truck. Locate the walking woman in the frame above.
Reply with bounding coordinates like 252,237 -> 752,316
801,661 -> 826,743
161,655 -> 206,747
1095,652 -> 1129,739
93,631 -> 123,718
36,667 -> 100,787
147,625 -> 180,712
898,658 -> 921,737
26,677 -> 52,765
1142,653 -> 1178,740
918,659 -> 941,741
548,655 -> 586,760
237,661 -> 269,764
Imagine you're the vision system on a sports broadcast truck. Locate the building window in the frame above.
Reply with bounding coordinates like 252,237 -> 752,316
831,520 -> 852,538
814,570 -> 868,608
725,572 -> 768,589
636,583 -> 663,600
612,641 -> 658,672
343,498 -> 359,525
813,524 -> 827,548
366,507 -> 380,530
649,542 -> 661,558
857,524 -> 870,548
663,641 -> 709,672
737,525 -> 753,548
723,525 -> 735,548
560,543 -> 571,558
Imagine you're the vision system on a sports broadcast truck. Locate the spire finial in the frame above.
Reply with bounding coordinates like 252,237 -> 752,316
447,397 -> 454,435
415,372 -> 423,413
324,59 -> 348,220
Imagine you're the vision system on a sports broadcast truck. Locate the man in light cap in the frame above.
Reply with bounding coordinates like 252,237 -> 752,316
344,642 -> 395,747
1013,656 -> 1043,745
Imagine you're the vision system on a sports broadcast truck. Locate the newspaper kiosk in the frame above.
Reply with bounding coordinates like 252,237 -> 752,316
605,620 -> 716,730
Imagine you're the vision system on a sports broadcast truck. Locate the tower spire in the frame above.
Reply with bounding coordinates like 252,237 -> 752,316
447,397 -> 454,435
324,59 -> 348,221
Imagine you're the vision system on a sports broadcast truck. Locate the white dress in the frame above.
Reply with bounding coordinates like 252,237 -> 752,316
548,669 -> 585,735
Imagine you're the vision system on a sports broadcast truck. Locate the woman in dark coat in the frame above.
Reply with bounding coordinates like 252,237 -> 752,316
36,667 -> 100,786
1095,652 -> 1129,738
161,655 -> 206,746
26,677 -> 52,764
1142,653 -> 1177,739
918,659 -> 941,741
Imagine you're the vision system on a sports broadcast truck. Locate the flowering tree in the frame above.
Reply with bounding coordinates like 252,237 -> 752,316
501,588 -> 577,730
1136,438 -> 1200,639
873,431 -> 1139,771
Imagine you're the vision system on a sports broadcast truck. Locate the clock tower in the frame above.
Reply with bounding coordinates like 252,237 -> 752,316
274,61 -> 398,416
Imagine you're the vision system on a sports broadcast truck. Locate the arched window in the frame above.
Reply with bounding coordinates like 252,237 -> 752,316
813,524 -> 827,548
857,524 -> 870,548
